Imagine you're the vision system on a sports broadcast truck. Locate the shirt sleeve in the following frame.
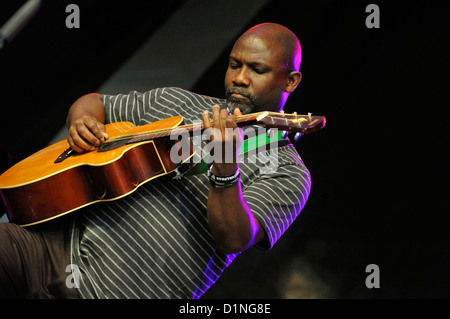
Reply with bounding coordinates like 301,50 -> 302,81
100,87 -> 222,126
242,145 -> 312,251
100,90 -> 152,125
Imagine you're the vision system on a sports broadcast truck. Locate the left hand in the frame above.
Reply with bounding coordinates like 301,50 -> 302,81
202,105 -> 243,176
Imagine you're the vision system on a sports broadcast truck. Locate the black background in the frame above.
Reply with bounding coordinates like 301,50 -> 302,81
0,0 -> 448,299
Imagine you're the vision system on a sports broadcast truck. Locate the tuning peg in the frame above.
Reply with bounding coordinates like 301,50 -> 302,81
281,130 -> 289,139
267,128 -> 275,138
291,112 -> 302,127
294,132 -> 302,141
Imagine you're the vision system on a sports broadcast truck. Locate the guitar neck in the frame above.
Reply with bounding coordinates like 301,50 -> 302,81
125,111 -> 325,144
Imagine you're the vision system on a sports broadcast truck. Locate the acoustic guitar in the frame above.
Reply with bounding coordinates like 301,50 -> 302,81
0,111 -> 326,226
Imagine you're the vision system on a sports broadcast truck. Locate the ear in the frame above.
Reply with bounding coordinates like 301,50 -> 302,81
285,71 -> 302,93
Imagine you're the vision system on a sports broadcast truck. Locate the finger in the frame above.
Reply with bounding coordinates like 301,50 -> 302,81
98,123 -> 110,141
202,110 -> 211,129
101,131 -> 109,141
83,118 -> 106,145
234,108 -> 243,117
225,112 -> 236,129
221,109 -> 233,140
211,105 -> 222,142
67,133 -> 85,153
69,126 -> 95,152
212,105 -> 220,129
202,110 -> 213,144
76,125 -> 101,147
220,109 -> 228,127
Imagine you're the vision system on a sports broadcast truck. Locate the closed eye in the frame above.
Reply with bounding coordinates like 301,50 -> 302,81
229,57 -> 242,69
228,57 -> 270,74
252,67 -> 267,74
249,62 -> 269,74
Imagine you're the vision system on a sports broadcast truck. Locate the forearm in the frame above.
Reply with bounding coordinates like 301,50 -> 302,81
66,93 -> 108,152
66,93 -> 105,128
203,105 -> 265,254
207,173 -> 265,254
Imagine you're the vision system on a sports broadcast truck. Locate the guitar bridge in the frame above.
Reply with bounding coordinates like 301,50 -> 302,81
54,148 -> 75,163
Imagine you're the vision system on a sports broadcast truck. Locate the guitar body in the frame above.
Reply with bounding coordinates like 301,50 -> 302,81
0,116 -> 186,226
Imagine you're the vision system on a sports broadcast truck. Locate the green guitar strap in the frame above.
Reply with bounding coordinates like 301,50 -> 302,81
180,129 -> 288,177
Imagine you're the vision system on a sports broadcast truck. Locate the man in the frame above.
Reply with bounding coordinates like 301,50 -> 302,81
0,23 -> 310,298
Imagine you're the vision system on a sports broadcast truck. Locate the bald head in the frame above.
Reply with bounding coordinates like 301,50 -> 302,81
241,23 -> 302,72
225,23 -> 303,113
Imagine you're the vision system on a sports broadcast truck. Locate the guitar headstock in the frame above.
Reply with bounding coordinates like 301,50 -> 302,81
237,111 -> 326,140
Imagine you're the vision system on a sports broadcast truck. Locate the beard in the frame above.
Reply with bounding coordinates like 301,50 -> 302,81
225,87 -> 285,115
225,87 -> 257,115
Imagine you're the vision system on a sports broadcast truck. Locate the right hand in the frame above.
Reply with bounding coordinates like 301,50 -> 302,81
67,115 -> 109,153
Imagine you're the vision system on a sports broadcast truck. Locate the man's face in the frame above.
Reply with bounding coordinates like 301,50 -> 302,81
224,35 -> 289,114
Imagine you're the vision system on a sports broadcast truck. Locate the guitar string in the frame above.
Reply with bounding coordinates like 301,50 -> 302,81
104,112 -> 313,144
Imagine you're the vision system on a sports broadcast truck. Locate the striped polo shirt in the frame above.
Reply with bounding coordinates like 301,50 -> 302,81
70,87 -> 311,298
